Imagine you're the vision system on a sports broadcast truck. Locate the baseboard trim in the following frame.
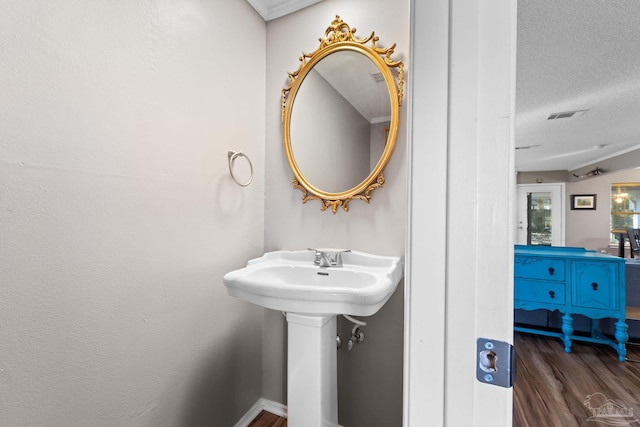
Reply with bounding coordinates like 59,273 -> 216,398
234,397 -> 288,427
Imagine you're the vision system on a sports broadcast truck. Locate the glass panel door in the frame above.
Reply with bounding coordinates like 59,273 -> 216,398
517,184 -> 565,246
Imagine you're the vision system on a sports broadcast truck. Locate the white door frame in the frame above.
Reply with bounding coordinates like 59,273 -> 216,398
405,0 -> 515,426
516,183 -> 566,247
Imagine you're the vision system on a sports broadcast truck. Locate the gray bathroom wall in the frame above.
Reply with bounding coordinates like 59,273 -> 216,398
0,1 -> 266,426
264,1 -> 410,425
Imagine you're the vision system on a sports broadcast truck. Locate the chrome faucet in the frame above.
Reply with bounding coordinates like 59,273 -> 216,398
308,248 -> 351,268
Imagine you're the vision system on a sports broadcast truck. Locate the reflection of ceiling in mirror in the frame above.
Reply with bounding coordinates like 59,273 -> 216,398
314,51 -> 392,124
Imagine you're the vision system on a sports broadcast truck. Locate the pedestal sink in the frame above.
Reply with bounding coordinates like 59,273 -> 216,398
223,249 -> 403,427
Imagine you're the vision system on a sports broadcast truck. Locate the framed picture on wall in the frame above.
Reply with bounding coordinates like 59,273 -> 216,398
571,194 -> 596,210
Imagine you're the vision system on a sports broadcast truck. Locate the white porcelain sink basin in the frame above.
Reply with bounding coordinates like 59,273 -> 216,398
223,250 -> 403,316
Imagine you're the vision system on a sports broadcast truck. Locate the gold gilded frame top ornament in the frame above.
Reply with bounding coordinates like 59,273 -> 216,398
281,16 -> 404,214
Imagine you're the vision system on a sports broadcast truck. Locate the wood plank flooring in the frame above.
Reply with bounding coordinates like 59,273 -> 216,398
249,333 -> 640,427
513,332 -> 640,427
248,410 -> 287,427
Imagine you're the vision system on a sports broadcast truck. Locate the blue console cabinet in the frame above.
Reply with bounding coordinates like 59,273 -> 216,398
514,245 -> 628,361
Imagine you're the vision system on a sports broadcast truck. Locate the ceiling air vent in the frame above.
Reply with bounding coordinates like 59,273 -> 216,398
547,109 -> 589,120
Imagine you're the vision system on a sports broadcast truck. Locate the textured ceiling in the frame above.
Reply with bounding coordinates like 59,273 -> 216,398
516,0 -> 640,172
247,0 -> 640,172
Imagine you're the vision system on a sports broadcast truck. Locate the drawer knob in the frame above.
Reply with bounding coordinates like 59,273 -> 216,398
591,282 -> 599,291
548,267 -> 555,276
548,290 -> 555,299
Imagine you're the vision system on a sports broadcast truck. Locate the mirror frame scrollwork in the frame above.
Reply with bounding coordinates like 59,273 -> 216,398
281,16 -> 404,214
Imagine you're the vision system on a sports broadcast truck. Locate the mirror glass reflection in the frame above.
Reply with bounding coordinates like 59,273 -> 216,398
290,50 -> 392,194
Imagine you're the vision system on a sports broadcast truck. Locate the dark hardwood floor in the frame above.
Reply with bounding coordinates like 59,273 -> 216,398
249,333 -> 640,427
513,332 -> 640,427
248,410 -> 287,427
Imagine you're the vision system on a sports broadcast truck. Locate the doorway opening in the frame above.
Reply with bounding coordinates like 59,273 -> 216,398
516,184 -> 565,247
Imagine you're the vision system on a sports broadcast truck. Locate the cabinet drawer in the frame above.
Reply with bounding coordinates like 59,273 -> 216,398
514,256 -> 566,281
572,262 -> 619,310
515,279 -> 565,304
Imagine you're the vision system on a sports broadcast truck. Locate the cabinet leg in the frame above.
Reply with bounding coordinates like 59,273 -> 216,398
562,313 -> 573,353
615,319 -> 628,362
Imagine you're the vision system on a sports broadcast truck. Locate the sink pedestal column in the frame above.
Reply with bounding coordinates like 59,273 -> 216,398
286,313 -> 338,427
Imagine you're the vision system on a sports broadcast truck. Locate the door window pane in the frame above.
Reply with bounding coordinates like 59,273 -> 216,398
528,192 -> 552,245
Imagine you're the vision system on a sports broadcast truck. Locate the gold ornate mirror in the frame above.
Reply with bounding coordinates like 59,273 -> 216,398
282,16 -> 404,213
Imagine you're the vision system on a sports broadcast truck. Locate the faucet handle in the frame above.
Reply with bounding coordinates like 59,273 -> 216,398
307,248 -> 351,267
308,248 -> 323,265
330,249 -> 350,267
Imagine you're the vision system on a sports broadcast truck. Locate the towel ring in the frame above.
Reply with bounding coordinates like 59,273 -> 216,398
228,150 -> 253,187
